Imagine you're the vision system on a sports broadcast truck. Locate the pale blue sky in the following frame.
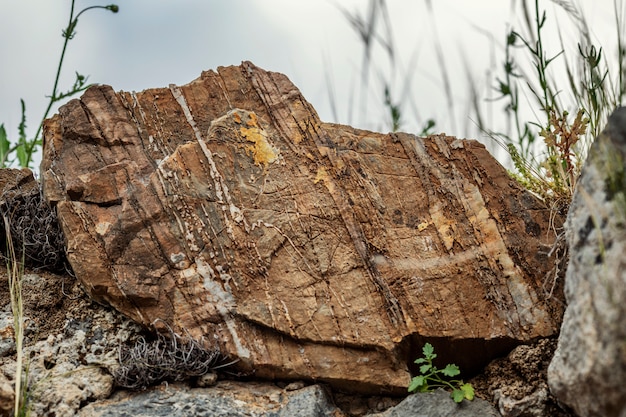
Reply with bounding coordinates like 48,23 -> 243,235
0,1 -> 621,169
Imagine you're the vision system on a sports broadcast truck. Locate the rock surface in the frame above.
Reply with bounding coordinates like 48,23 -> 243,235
0,269 -> 142,417
0,168 -> 38,198
0,371 -> 12,417
0,266 -> 498,416
471,338 -> 572,417
79,382 -> 344,417
79,383 -> 500,417
41,62 -> 565,393
368,389 -> 500,417
548,107 -> 626,416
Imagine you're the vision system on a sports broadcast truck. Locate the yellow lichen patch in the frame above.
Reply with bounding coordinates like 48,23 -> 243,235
314,167 -> 329,184
246,111 -> 259,127
240,125 -> 280,168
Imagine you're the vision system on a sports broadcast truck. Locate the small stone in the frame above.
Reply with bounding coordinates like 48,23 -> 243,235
494,387 -> 548,417
284,381 -> 307,391
196,373 -> 218,388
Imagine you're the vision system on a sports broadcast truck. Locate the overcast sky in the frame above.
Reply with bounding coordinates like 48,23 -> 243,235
0,1 -> 622,169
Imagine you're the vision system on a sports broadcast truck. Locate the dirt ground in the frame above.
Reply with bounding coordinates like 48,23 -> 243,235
0,266 -> 91,341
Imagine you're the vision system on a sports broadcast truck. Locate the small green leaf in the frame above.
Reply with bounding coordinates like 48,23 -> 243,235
452,389 -> 465,403
0,124 -> 9,166
413,357 -> 427,364
419,363 -> 432,374
408,375 -> 426,392
422,343 -> 435,359
16,144 -> 27,168
442,364 -> 460,377
461,383 -> 475,401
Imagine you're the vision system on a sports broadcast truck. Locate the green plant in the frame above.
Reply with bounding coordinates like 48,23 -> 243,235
408,343 -> 474,403
0,1 -> 119,169
480,0 -> 624,206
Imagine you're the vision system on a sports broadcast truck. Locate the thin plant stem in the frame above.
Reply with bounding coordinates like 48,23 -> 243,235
4,216 -> 26,416
28,2 -> 117,167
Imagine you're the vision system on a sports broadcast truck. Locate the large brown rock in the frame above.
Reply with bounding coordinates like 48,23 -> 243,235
41,62 -> 564,394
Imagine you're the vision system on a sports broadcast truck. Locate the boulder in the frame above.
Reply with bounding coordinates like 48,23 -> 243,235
41,62 -> 564,394
548,107 -> 626,416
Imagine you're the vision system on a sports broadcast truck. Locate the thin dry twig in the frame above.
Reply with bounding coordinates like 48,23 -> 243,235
113,324 -> 236,390
0,185 -> 67,273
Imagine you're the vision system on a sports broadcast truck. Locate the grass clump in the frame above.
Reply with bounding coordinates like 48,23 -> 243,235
483,0 -> 624,207
3,216 -> 31,417
336,0 -> 625,208
408,343 -> 474,403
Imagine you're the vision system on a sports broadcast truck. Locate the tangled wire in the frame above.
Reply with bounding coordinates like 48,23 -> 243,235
113,327 -> 236,390
0,183 -> 68,273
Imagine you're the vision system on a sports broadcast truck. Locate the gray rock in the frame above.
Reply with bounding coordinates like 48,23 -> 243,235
79,384 -> 502,417
548,107 -> 626,417
13,307 -> 140,417
494,387 -> 548,417
78,382 -> 345,417
367,389 -> 501,417
0,271 -> 145,417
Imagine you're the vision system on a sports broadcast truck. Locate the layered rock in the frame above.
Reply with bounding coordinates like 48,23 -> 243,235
41,62 -> 564,393
548,107 -> 626,417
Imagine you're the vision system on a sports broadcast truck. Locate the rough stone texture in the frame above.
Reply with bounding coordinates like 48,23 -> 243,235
0,168 -> 37,198
0,371 -> 12,417
471,338 -> 573,417
0,268 -> 143,417
80,384 -> 501,417
0,264 -> 519,416
367,389 -> 501,417
548,107 -> 626,417
41,62 -> 564,394
79,381 -> 344,417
